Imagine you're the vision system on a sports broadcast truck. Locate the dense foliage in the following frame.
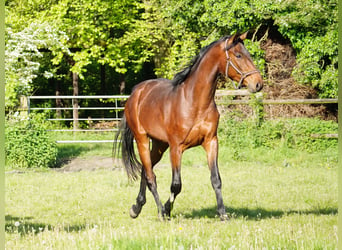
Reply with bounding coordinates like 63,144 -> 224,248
5,113 -> 57,168
5,0 -> 338,111
218,117 -> 338,155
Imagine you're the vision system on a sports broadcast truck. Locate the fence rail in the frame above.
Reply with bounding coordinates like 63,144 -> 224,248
23,95 -> 128,122
28,95 -> 130,99
217,98 -> 338,105
21,91 -> 338,144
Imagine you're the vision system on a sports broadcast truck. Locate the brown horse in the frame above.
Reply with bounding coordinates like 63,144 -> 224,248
114,32 -> 263,221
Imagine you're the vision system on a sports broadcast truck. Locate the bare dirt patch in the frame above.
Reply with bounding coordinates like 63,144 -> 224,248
55,156 -> 121,172
260,37 -> 335,120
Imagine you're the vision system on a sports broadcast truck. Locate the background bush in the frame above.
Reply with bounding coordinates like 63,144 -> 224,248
5,113 -> 57,168
218,117 -> 338,153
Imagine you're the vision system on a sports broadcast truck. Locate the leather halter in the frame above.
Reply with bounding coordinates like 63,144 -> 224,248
225,38 -> 260,89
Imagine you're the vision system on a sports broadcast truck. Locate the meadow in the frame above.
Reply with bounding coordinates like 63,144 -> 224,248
5,118 -> 338,249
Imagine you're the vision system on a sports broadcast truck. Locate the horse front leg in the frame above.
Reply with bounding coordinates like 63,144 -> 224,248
203,137 -> 228,221
164,146 -> 182,218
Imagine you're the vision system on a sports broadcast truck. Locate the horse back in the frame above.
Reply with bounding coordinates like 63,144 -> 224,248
124,78 -> 219,147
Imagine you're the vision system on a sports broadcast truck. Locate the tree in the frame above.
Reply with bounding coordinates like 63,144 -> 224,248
5,0 -> 338,102
5,21 -> 69,110
5,0 -> 161,91
275,0 -> 338,98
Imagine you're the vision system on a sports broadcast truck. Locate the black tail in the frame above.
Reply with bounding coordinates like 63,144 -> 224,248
113,115 -> 141,181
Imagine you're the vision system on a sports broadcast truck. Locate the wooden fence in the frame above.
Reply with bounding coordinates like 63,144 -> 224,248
21,90 -> 338,143
215,89 -> 338,105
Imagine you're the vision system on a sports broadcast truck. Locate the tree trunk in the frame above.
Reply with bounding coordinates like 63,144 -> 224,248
100,64 -> 106,94
118,74 -> 126,119
72,71 -> 79,130
119,74 -> 125,95
100,64 -> 106,118
55,78 -> 62,119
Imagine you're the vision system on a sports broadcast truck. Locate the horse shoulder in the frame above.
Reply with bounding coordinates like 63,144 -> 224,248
177,104 -> 219,149
196,105 -> 220,135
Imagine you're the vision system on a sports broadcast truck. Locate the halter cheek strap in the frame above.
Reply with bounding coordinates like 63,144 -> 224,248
224,39 -> 260,89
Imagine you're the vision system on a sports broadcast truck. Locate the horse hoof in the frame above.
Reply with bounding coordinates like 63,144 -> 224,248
162,212 -> 171,221
129,206 -> 139,219
220,214 -> 229,221
158,214 -> 165,222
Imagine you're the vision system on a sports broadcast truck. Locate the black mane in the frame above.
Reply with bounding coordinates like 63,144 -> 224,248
171,36 -> 231,86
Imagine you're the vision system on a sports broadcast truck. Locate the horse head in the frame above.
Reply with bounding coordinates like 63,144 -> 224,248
222,32 -> 263,93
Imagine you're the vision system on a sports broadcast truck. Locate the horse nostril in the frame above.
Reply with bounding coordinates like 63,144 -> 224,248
256,82 -> 262,91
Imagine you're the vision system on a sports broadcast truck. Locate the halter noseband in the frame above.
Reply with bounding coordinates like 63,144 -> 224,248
225,38 -> 260,89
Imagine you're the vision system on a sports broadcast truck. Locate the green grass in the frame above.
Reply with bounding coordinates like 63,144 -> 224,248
5,145 -> 337,249
54,131 -> 115,162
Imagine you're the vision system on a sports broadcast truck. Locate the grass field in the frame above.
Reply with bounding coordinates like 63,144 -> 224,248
5,142 -> 337,249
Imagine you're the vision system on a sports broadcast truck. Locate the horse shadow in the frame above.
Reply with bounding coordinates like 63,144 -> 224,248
181,206 -> 337,220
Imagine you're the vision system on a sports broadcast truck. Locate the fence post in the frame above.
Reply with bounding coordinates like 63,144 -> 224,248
19,96 -> 29,117
250,92 -> 264,126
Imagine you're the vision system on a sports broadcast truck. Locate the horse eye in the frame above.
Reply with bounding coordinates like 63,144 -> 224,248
236,53 -> 242,59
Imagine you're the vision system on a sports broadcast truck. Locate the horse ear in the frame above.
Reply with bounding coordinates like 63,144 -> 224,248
239,31 -> 249,41
227,33 -> 239,46
227,32 -> 247,47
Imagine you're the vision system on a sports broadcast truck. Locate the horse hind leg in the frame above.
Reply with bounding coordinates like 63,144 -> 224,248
130,138 -> 168,219
129,168 -> 147,218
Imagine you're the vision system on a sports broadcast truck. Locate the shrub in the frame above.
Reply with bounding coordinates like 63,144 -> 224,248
219,117 -> 337,153
5,113 -> 57,168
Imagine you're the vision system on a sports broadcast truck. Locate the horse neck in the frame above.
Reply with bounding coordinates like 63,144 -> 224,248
183,50 -> 220,109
